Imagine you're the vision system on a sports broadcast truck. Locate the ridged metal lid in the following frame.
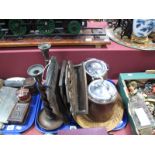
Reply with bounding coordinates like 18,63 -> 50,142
88,79 -> 117,104
84,58 -> 108,78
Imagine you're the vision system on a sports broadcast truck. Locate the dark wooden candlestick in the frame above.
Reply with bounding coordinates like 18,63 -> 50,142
27,64 -> 63,130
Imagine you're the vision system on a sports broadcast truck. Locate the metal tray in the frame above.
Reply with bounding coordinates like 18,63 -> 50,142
106,27 -> 155,51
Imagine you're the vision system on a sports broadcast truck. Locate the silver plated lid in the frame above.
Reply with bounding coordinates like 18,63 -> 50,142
84,58 -> 108,78
88,79 -> 117,104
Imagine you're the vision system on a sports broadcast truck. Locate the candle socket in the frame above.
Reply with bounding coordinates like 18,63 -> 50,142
38,43 -> 51,65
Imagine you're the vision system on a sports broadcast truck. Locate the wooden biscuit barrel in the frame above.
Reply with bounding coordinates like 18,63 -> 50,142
88,79 -> 117,122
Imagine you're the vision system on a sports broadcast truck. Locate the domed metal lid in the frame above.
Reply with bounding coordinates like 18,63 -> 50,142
88,79 -> 117,104
84,58 -> 108,78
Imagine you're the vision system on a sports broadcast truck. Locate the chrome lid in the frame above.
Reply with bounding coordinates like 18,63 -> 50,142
88,79 -> 117,104
84,58 -> 108,78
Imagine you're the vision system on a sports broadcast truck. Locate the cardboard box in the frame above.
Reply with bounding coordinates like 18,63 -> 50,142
118,72 -> 155,135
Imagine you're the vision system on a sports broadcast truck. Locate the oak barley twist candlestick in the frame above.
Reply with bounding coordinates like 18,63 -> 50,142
27,64 -> 63,130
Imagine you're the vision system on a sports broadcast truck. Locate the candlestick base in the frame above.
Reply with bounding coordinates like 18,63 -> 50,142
37,109 -> 63,130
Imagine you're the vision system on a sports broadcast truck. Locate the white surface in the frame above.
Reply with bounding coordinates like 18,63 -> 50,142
135,108 -> 151,126
6,125 -> 15,131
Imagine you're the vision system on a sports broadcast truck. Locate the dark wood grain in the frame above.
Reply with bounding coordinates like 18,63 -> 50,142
0,29 -> 111,48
